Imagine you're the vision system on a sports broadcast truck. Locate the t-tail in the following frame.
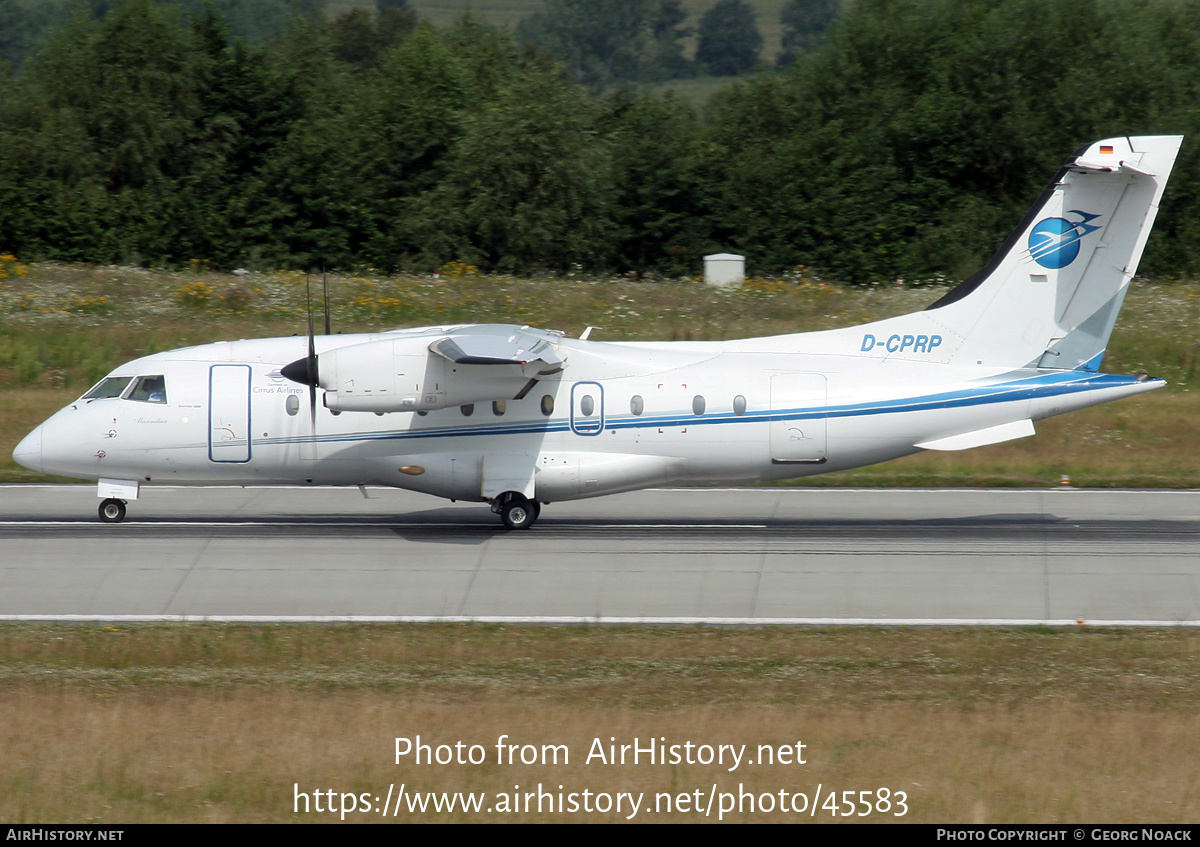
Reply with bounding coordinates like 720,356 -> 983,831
856,136 -> 1182,372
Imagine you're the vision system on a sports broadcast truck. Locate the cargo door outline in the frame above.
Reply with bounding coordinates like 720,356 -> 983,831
769,373 -> 827,463
209,364 -> 252,463
570,382 -> 604,436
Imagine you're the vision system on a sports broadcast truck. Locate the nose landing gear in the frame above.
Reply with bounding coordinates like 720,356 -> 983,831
98,498 -> 127,523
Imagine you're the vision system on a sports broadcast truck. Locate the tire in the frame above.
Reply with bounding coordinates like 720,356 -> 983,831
500,497 -> 536,530
98,498 -> 127,523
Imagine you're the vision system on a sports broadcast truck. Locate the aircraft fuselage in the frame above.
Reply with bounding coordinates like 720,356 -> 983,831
18,326 -> 1159,505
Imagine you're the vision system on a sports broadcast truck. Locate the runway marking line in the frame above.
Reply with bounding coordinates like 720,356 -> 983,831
0,521 -> 769,529
0,614 -> 1198,627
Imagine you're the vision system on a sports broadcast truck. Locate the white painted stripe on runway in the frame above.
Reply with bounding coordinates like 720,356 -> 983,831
0,521 -> 768,529
4,484 -> 1199,494
0,615 -> 1196,627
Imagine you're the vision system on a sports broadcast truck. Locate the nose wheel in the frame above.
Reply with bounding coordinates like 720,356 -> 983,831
98,498 -> 127,523
495,493 -> 540,530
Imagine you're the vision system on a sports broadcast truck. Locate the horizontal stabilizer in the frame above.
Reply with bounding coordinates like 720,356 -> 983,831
916,419 -> 1035,451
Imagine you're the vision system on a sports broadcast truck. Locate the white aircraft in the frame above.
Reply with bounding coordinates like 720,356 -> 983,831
12,136 -> 1181,529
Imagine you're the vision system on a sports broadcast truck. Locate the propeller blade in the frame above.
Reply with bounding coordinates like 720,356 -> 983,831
306,272 -> 318,433
322,267 -> 331,336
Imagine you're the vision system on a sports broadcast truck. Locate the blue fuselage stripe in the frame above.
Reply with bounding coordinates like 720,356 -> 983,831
251,370 -> 1141,449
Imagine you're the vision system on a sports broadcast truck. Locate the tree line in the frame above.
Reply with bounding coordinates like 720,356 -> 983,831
516,0 -> 838,89
2,0 -> 1200,282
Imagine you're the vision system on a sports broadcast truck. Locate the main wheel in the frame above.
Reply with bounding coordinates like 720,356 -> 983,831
98,498 -> 127,523
500,496 -> 536,530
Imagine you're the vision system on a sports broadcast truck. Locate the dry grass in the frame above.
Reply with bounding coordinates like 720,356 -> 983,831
2,624 -> 1197,823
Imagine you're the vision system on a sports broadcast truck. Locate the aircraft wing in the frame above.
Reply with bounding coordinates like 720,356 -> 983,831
429,328 -> 565,373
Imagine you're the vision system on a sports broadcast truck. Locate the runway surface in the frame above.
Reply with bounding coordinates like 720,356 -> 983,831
1,485 -> 1197,625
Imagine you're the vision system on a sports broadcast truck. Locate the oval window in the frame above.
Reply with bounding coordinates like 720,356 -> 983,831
733,395 -> 747,416
541,395 -> 554,416
692,395 -> 706,416
285,394 -> 299,416
492,400 -> 506,416
630,395 -> 644,416
461,404 -> 474,416
580,395 -> 595,417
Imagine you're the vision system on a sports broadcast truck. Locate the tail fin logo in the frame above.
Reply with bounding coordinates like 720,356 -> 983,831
1028,211 -> 1102,269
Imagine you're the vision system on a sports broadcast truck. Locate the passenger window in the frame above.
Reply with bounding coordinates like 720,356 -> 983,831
692,395 -> 706,415
541,395 -> 554,416
461,404 -> 475,417
126,375 -> 167,404
580,395 -> 595,417
630,395 -> 644,415
285,395 -> 299,416
82,376 -> 132,401
733,395 -> 747,416
492,400 -> 506,416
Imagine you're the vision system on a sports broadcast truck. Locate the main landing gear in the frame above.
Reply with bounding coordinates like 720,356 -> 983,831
98,498 -> 127,523
492,492 -> 540,530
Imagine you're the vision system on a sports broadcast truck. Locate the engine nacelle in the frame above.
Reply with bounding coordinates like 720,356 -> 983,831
318,337 -> 548,413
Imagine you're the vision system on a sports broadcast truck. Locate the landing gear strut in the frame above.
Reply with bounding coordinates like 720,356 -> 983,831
98,498 -> 127,523
493,492 -> 540,530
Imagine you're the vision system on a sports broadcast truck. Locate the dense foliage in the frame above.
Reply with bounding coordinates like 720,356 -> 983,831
515,0 -> 693,91
2,0 -> 1200,281
777,0 -> 840,66
695,0 -> 763,77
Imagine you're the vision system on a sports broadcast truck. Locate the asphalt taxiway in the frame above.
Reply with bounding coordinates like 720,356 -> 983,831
0,485 -> 1197,625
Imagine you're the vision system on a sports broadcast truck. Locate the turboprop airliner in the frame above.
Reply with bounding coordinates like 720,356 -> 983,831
12,136 -> 1181,529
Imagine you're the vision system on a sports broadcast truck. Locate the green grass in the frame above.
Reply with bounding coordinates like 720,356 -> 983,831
3,623 -> 1198,706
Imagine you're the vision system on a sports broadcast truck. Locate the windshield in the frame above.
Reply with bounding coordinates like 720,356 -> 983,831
82,376 -> 132,401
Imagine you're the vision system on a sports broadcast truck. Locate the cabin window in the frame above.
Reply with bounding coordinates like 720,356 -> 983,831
461,404 -> 475,416
580,394 -> 595,417
492,400 -> 506,416
285,395 -> 299,416
126,375 -> 167,404
692,395 -> 706,415
82,376 -> 132,401
541,395 -> 554,416
733,395 -> 747,416
630,395 -> 644,416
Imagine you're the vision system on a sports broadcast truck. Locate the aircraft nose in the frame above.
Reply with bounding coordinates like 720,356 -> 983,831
12,425 -> 43,473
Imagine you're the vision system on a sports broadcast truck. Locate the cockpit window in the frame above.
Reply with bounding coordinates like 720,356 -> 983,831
82,377 -> 133,401
126,375 -> 167,404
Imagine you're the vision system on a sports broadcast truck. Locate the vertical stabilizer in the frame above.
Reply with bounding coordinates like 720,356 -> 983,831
923,136 -> 1181,370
